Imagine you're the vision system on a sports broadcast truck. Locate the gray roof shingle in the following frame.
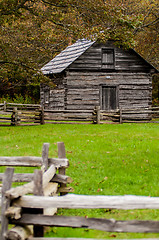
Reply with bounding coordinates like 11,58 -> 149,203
41,39 -> 94,74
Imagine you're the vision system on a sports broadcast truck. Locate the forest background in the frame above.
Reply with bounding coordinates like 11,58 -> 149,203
0,0 -> 159,104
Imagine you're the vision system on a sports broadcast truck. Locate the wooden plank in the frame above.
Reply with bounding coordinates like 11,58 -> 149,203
11,214 -> 159,233
44,182 -> 58,196
13,194 -> 159,210
44,182 -> 58,216
6,165 -> 56,200
0,173 -> 73,184
49,158 -> 69,169
0,111 -> 11,115
6,226 -> 32,240
0,156 -> 68,168
0,173 -> 33,182
7,103 -> 40,107
52,174 -> 73,184
0,156 -> 42,167
44,121 -> 91,125
1,168 -> 14,240
0,117 -> 11,120
5,206 -> 21,220
44,109 -> 93,113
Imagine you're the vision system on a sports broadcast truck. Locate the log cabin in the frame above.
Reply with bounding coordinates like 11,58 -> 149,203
40,39 -> 158,120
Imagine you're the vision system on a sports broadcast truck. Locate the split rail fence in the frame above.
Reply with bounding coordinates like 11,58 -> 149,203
1,143 -> 159,239
0,142 -> 73,239
0,102 -> 159,125
93,106 -> 159,124
0,102 -> 44,126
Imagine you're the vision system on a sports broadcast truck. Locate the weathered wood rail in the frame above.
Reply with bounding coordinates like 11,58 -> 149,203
0,102 -> 44,126
93,106 -> 159,124
1,145 -> 159,239
0,142 -> 73,239
44,109 -> 93,124
0,102 -> 159,125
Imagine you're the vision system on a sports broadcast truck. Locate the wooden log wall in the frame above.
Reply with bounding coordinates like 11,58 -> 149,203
68,42 -> 153,72
41,41 -> 154,121
65,72 -> 152,115
40,77 -> 65,110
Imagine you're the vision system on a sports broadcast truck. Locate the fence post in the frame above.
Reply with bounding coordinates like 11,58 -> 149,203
11,107 -> 19,126
58,142 -> 67,195
3,101 -> 6,112
120,108 -> 123,124
95,106 -> 100,124
33,169 -> 44,237
42,143 -> 50,171
1,168 -> 14,240
40,106 -> 45,125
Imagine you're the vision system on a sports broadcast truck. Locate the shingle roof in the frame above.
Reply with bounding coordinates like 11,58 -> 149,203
41,39 -> 95,74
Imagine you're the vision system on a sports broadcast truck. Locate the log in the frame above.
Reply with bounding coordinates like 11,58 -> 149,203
6,165 -> 56,200
13,194 -> 159,210
0,173 -> 34,182
1,168 -> 14,240
0,156 -> 69,168
58,186 -> 74,193
0,117 -> 11,120
52,174 -> 73,184
5,206 -> 21,220
43,183 -> 58,216
7,103 -> 40,107
0,156 -> 42,167
0,173 -> 73,184
11,214 -> 159,233
6,225 -> 32,240
49,157 -> 69,169
44,183 -> 58,196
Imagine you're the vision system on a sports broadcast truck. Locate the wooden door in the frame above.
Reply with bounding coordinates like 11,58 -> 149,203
101,86 -> 117,110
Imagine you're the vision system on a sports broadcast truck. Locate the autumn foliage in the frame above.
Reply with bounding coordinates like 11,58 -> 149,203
0,0 -> 158,103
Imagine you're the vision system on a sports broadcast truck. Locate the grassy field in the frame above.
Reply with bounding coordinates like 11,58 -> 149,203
0,123 -> 159,238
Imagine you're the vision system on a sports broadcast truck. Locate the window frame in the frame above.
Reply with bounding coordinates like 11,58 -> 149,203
101,48 -> 115,69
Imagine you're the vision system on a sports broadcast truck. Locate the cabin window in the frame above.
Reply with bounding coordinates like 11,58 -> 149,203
44,91 -> 49,104
100,86 -> 117,110
102,49 -> 115,69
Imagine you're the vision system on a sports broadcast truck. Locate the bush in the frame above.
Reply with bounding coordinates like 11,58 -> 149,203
0,93 -> 39,104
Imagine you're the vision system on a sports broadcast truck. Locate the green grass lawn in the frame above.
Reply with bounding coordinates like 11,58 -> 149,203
0,123 -> 159,238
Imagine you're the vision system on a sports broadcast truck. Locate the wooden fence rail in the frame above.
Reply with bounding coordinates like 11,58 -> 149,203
93,106 -> 159,124
0,142 -> 73,240
1,144 -> 159,239
0,102 -> 44,126
44,109 -> 93,124
0,102 -> 159,125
